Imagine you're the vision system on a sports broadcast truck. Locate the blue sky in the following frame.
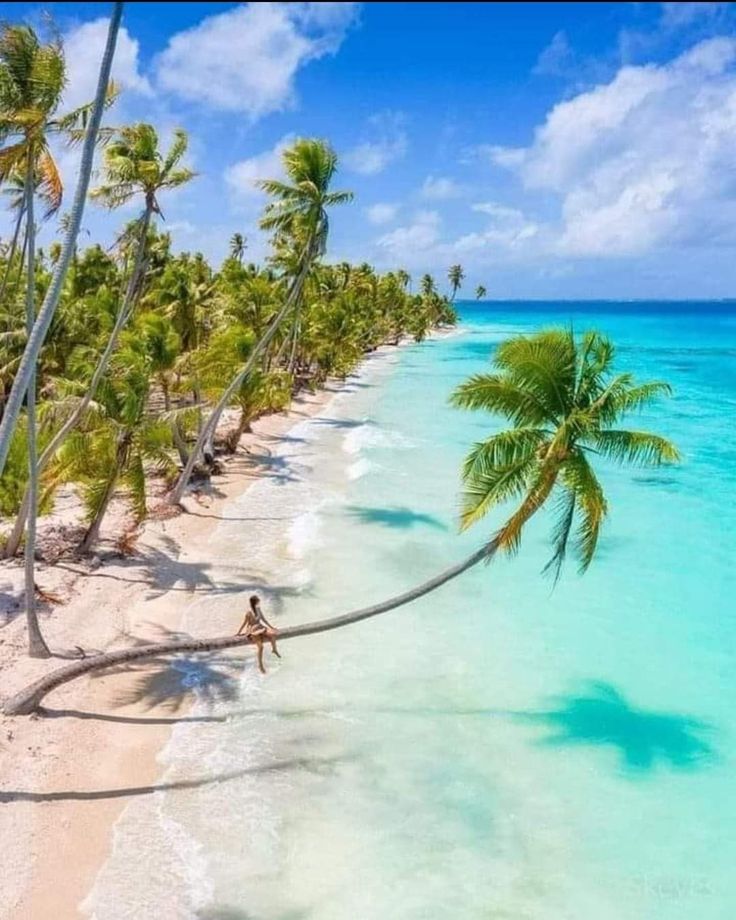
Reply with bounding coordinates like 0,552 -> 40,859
5,1 -> 736,298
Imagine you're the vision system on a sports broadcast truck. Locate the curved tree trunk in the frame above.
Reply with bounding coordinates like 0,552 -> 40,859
3,202 -> 153,559
0,2 -> 123,478
169,247 -> 314,504
23,168 -> 50,659
3,542 -> 496,715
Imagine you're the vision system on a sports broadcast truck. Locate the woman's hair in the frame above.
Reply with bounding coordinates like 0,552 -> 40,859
249,594 -> 260,611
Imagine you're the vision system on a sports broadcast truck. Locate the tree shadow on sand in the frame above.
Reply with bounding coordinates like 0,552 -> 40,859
517,681 -> 716,774
85,625 -> 254,713
346,504 -> 447,531
57,534 -> 305,607
0,752 -> 345,804
197,910 -> 311,920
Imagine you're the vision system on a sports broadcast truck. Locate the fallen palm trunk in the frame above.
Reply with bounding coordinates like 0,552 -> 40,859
3,542 -> 494,715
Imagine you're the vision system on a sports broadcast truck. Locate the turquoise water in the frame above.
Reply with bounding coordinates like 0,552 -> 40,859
86,302 -> 736,919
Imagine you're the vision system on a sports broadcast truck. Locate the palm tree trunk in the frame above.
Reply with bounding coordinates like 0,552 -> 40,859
164,382 -> 190,466
225,406 -> 252,452
173,419 -> 189,466
287,308 -> 300,375
23,166 -> 50,659
2,542 -> 496,715
0,2 -> 123,479
0,203 -> 26,306
2,201 -> 152,559
272,325 -> 292,368
80,443 -> 125,555
169,245 -> 314,505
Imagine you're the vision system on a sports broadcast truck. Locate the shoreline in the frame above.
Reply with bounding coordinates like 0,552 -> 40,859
0,346 -> 401,920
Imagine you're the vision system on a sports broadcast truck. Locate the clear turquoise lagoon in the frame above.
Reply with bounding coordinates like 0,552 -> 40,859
87,302 -> 736,919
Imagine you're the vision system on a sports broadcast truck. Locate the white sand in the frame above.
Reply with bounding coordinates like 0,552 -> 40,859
0,384 -> 343,920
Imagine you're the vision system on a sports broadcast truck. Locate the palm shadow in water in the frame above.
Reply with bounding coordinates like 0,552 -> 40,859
518,681 -> 715,773
234,680 -> 717,777
312,416 -> 366,429
346,504 -> 447,531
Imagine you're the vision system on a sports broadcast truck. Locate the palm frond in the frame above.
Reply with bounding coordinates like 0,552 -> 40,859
459,455 -> 538,531
462,428 -> 547,481
589,429 -> 680,466
562,452 -> 608,572
450,373 -> 555,425
542,485 -> 577,581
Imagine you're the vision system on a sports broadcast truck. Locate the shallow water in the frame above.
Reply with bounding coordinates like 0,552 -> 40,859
85,303 -> 736,919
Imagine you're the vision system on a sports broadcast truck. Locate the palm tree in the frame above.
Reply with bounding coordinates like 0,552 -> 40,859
169,138 -> 352,504
3,123 -> 194,559
5,327 -> 679,715
476,284 -> 486,300
57,345 -> 176,553
229,232 -> 246,264
0,22 -> 103,655
150,251 -> 212,354
0,2 -> 123,479
420,274 -> 435,298
448,264 -> 464,301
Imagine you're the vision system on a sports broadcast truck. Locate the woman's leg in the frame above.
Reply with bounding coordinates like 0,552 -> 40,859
268,630 -> 281,658
254,637 -> 266,674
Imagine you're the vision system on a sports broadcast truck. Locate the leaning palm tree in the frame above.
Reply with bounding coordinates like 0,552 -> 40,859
448,264 -> 464,301
0,2 -> 123,478
0,21 -> 113,655
229,232 -> 246,264
169,137 -> 352,504
4,327 -> 679,714
476,284 -> 486,300
3,124 -> 194,559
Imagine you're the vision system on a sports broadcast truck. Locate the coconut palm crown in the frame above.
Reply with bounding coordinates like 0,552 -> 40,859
451,328 -> 679,579
0,23 -> 115,217
90,123 -> 194,216
258,138 -> 352,261
448,264 -> 464,300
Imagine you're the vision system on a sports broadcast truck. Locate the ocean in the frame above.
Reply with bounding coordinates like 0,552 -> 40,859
84,302 -> 736,920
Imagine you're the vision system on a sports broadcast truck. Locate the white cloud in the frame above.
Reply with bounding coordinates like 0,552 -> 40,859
533,30 -> 573,78
167,220 -> 196,235
659,2 -> 728,30
376,210 -> 441,265
343,111 -> 407,175
420,175 -> 464,200
472,202 -> 526,222
224,136 -> 293,202
490,38 -> 736,257
155,2 -> 359,117
365,203 -> 398,225
62,19 -> 151,111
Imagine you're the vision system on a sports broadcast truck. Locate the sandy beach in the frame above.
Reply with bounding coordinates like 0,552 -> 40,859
0,380 -> 345,920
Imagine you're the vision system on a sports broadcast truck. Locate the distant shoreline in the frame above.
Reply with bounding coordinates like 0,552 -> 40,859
460,298 -> 736,306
